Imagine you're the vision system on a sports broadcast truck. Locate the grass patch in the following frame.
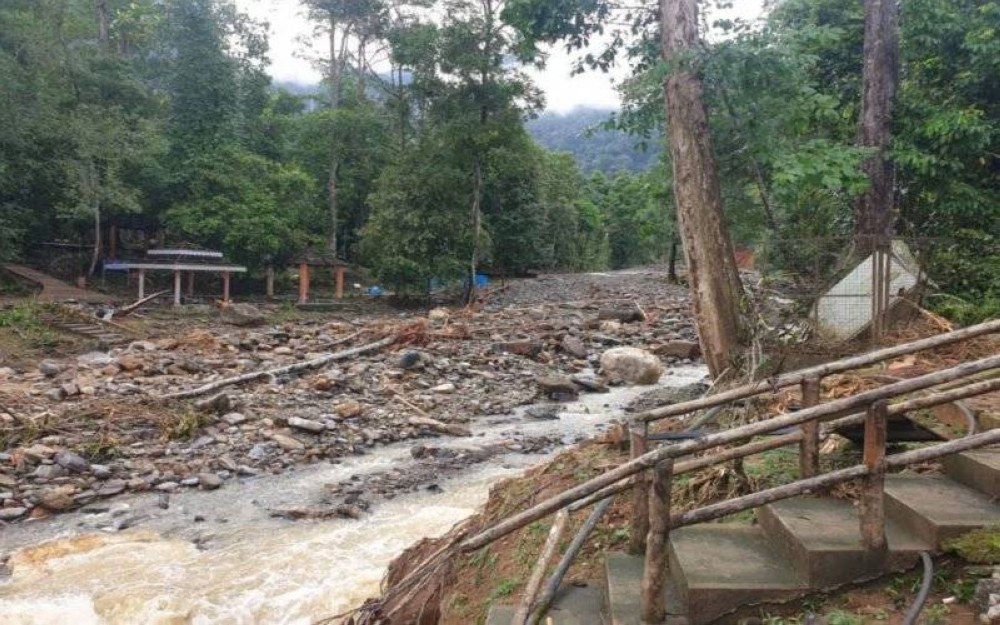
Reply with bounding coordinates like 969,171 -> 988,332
944,525 -> 1000,564
0,303 -> 62,349
162,408 -> 211,440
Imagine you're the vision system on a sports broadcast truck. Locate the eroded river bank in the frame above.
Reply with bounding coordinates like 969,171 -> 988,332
0,366 -> 706,623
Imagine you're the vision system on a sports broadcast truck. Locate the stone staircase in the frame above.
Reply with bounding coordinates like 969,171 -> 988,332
38,307 -> 130,345
488,445 -> 1000,624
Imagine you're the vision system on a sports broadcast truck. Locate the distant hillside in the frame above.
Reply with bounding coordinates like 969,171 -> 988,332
268,88 -> 658,175
527,108 -> 661,174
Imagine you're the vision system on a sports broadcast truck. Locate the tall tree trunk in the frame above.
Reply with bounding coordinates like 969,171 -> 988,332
854,0 -> 899,254
95,0 -> 110,51
661,0 -> 746,378
327,11 -> 343,254
357,37 -> 367,102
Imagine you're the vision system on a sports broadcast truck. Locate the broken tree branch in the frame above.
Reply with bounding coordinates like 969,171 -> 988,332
115,290 -> 170,317
154,335 -> 396,400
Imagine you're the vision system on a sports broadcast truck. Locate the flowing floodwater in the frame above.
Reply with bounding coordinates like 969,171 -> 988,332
0,366 -> 707,624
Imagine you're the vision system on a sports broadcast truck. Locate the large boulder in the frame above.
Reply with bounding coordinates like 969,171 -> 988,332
600,347 -> 664,385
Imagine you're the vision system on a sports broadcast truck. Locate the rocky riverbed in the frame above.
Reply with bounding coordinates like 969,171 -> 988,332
0,268 -> 700,524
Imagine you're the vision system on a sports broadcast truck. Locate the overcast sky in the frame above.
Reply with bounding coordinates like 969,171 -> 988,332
233,0 -> 767,113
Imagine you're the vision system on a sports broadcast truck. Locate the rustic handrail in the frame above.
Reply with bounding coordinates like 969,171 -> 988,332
465,352 -> 1000,553
475,324 -> 1000,624
670,427 -> 1000,529
635,318 -> 1000,423
566,375 -> 1000,510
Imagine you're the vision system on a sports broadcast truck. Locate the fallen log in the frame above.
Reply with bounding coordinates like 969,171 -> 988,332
408,416 -> 472,437
155,335 -> 395,400
115,290 -> 170,317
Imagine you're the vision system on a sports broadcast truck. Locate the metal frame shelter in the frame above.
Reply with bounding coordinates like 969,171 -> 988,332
105,249 -> 247,306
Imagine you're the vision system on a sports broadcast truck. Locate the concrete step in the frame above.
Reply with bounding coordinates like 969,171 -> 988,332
669,525 -> 806,624
758,496 -> 929,589
943,447 -> 1000,498
885,473 -> 1000,547
486,583 -> 608,625
605,552 -> 686,625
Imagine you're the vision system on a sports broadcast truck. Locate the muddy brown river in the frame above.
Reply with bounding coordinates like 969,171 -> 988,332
0,366 -> 706,624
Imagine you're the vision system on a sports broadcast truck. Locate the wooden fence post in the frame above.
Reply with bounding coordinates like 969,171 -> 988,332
799,376 -> 822,478
629,422 -> 650,555
640,459 -> 674,624
861,400 -> 888,551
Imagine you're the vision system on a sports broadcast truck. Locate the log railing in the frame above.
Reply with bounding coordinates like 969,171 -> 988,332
458,319 -> 1000,624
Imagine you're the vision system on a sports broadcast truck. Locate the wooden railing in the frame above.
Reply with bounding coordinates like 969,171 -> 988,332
381,320 -> 1000,625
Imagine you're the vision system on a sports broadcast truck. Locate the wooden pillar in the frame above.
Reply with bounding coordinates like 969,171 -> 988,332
173,270 -> 181,307
335,265 -> 344,299
108,224 -> 117,260
629,422 -> 650,555
298,263 -> 309,304
640,458 -> 674,625
186,271 -> 195,297
222,271 -> 231,303
860,400 -> 888,551
799,377 -> 822,478
137,268 -> 145,300
266,265 -> 275,298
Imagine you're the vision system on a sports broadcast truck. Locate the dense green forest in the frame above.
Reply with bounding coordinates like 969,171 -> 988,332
0,0 -> 998,317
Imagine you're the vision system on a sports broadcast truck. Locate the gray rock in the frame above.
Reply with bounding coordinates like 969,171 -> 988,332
97,480 -> 126,496
536,375 -> 579,398
0,507 -> 26,521
560,335 -> 588,358
198,473 -> 223,489
91,464 -> 112,479
33,464 -> 66,480
222,412 -> 247,425
39,361 -> 62,377
248,443 -> 270,460
38,487 -> 76,511
44,388 -> 66,402
195,393 -> 233,415
189,435 -> 215,450
288,417 -> 325,433
55,451 -> 90,473
570,374 -> 609,393
272,434 -> 305,451
600,347 -> 664,385
396,351 -> 424,370
78,352 -> 115,367
525,405 -> 561,420
431,383 -> 456,394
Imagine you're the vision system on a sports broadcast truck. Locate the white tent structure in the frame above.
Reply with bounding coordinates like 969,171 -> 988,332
815,240 -> 925,341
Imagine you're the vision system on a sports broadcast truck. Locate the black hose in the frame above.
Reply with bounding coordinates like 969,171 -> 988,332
903,551 -> 934,625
